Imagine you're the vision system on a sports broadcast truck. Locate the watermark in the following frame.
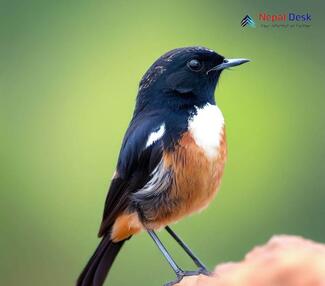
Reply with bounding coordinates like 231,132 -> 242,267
241,12 -> 312,29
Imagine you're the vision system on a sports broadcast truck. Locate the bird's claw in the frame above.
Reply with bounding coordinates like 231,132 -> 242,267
164,268 -> 210,286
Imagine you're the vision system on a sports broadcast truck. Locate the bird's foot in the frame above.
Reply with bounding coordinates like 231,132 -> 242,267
164,268 -> 210,286
196,267 -> 211,276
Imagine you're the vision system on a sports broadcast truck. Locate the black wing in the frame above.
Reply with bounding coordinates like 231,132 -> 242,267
98,111 -> 164,236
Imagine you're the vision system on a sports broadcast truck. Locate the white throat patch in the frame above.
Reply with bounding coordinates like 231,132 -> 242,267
188,103 -> 224,158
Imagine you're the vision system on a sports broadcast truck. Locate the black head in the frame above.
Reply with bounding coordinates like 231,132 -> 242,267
135,46 -> 249,113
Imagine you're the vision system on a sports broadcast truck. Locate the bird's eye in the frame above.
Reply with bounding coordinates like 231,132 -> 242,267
187,59 -> 202,71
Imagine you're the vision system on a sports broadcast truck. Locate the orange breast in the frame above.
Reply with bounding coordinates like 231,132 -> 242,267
145,127 -> 227,230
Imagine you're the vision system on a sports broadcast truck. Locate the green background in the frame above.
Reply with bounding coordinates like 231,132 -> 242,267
1,1 -> 324,285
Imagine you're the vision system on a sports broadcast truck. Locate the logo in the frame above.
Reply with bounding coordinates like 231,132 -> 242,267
241,15 -> 256,28
241,13 -> 312,29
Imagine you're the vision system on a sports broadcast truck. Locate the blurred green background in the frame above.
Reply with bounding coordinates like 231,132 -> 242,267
1,0 -> 325,285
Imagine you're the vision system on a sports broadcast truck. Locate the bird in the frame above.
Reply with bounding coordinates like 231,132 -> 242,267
77,46 -> 249,286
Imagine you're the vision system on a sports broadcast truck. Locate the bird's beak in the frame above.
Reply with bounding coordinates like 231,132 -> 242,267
207,58 -> 250,74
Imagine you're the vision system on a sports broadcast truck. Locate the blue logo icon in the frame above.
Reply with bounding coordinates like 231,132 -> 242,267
241,15 -> 256,27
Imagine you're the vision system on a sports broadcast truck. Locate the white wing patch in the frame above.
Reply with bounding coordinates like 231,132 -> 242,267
146,123 -> 165,148
188,103 -> 224,158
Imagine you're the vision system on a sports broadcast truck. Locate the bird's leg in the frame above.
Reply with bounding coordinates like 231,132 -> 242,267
165,226 -> 209,275
147,230 -> 186,285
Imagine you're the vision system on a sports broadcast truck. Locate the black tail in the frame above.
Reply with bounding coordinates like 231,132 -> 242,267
77,235 -> 125,286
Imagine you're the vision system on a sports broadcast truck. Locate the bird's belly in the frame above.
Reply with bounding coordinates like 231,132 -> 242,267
145,128 -> 227,230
